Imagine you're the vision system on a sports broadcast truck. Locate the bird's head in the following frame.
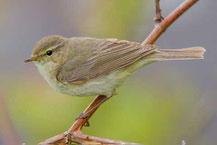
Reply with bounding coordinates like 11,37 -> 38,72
25,35 -> 66,64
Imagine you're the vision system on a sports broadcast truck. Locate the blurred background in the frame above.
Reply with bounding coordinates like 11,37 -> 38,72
0,0 -> 216,145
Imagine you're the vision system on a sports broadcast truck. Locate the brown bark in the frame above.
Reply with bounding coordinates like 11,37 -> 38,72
143,0 -> 199,45
154,0 -> 164,23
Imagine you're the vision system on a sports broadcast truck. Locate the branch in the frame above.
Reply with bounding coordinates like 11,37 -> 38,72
154,0 -> 164,23
39,130 -> 138,145
143,0 -> 198,45
38,96 -> 138,145
38,0 -> 199,144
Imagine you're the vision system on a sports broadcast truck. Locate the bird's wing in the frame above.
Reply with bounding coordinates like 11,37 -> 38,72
57,38 -> 157,84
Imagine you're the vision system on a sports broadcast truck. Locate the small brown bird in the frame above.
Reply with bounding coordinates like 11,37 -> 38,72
25,35 -> 205,122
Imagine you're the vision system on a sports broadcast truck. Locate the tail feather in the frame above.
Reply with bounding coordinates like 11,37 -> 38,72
150,47 -> 206,61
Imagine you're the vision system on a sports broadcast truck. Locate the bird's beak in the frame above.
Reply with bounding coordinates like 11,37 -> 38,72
24,56 -> 40,62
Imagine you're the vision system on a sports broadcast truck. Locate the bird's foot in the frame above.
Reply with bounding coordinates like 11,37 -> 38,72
75,112 -> 90,127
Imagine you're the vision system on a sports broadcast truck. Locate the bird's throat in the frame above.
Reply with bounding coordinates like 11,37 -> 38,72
34,61 -> 59,89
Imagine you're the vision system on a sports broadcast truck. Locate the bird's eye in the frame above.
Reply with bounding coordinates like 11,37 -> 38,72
46,50 -> 53,56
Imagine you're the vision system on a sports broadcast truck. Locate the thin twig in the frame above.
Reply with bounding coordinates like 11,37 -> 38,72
154,0 -> 164,23
39,96 -> 139,145
39,130 -> 138,145
68,95 -> 107,132
143,0 -> 199,45
38,0 -> 199,144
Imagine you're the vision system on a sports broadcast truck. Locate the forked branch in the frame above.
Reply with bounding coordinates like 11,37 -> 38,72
154,0 -> 164,23
38,0 -> 199,144
39,96 -> 138,144
143,0 -> 199,45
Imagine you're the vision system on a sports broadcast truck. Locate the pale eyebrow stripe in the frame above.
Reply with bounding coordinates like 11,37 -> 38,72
38,43 -> 64,57
51,43 -> 64,51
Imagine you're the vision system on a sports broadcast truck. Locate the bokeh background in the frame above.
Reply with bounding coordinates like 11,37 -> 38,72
0,0 -> 217,145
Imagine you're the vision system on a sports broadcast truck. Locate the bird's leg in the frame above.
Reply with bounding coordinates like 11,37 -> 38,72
154,0 -> 164,23
75,113 -> 90,127
75,96 -> 110,126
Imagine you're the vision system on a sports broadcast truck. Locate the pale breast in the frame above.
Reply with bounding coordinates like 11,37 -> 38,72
35,62 -> 62,91
34,58 -> 153,97
57,69 -> 131,97
35,61 -> 129,97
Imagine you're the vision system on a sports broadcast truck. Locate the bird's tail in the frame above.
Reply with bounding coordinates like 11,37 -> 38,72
149,47 -> 206,61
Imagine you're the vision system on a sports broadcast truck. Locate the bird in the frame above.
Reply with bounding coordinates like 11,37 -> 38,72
25,35 -> 205,123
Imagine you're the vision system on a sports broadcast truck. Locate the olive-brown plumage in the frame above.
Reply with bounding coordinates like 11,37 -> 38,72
25,35 -> 205,97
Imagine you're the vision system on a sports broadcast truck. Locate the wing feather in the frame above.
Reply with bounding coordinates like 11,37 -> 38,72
57,38 -> 157,84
